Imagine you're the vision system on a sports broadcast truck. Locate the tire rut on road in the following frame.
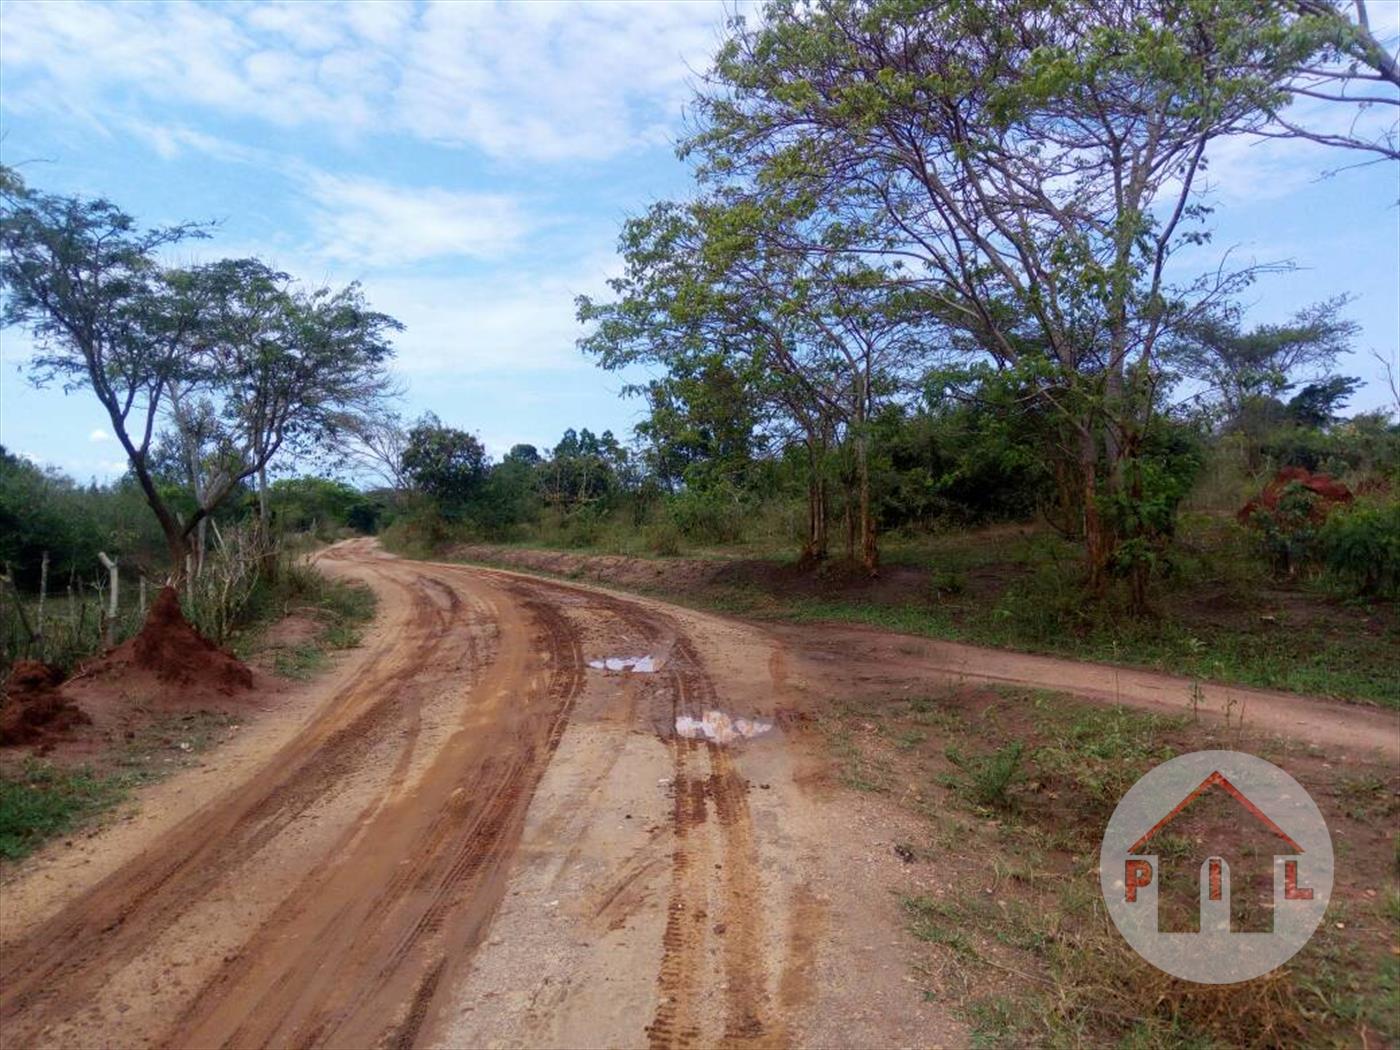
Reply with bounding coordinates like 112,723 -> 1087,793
0,550 -> 587,1050
475,570 -> 781,1050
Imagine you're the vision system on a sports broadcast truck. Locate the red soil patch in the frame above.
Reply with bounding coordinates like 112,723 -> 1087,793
82,586 -> 255,703
1238,466 -> 1353,524
0,660 -> 93,746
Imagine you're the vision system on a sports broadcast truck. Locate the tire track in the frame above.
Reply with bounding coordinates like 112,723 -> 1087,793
477,570 -> 778,1049
0,563 -> 450,1040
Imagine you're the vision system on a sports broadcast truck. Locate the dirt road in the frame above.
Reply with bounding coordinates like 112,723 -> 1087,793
1,540 -> 1392,1049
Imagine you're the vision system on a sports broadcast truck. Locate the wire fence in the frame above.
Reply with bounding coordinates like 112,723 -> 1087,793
2,524 -> 278,678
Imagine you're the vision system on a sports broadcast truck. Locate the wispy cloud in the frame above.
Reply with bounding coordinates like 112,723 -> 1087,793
1,0 -> 733,163
305,173 -> 530,266
88,428 -> 110,442
365,253 -> 620,376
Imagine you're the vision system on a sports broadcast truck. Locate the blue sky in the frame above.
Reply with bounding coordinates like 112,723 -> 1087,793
1,0 -> 1397,484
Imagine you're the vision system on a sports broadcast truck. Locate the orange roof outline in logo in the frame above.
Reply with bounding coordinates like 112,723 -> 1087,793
1128,770 -> 1305,855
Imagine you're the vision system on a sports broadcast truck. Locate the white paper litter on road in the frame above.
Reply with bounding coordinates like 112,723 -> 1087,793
587,655 -> 658,673
675,709 -> 774,745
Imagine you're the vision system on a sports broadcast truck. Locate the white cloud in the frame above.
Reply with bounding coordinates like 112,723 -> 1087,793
0,0 -> 732,162
305,173 -> 529,266
88,428 -> 110,442
361,252 -> 620,376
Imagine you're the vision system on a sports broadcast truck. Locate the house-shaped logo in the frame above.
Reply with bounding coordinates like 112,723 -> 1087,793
1100,751 -> 1332,984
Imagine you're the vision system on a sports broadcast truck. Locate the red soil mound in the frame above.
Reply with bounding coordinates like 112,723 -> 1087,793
1238,467 -> 1353,524
77,587 -> 254,706
0,660 -> 92,746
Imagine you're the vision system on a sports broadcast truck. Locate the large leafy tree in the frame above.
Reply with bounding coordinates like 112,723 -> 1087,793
400,414 -> 489,513
683,0 -> 1307,595
0,168 -> 212,572
0,170 -> 399,577
580,196 -> 934,570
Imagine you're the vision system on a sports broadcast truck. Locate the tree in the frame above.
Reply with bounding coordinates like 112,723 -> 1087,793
190,262 -> 399,543
1286,374 -> 1362,427
580,197 -> 933,571
684,0 -> 1301,599
0,168 -> 212,573
0,171 -> 400,579
401,414 -> 489,512
335,409 -> 412,495
1169,297 -> 1358,423
634,357 -> 760,492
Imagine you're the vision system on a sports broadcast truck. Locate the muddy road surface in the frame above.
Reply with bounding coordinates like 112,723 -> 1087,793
1,540 -> 1390,1049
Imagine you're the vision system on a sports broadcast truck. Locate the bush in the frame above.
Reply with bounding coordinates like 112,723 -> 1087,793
667,484 -> 747,544
1318,501 -> 1400,598
1245,482 -> 1322,577
643,519 -> 684,556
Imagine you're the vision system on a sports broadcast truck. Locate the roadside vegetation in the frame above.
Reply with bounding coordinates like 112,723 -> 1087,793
0,565 -> 374,861
815,684 -> 1399,1048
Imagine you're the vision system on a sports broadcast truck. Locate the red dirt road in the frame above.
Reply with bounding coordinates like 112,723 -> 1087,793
0,540 -> 1392,1049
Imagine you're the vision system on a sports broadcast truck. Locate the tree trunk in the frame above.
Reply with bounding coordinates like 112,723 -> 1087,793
853,404 -> 878,577
1080,426 -> 1112,594
799,436 -> 829,568
257,464 -> 277,581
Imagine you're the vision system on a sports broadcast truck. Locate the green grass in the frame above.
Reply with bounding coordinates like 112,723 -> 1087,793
840,686 -> 1400,1049
425,521 -> 1397,707
230,570 -> 376,672
0,761 -> 133,860
0,710 -> 238,861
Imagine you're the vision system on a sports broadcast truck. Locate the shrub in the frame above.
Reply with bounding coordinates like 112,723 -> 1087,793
1318,501 -> 1400,598
643,519 -> 684,556
1245,482 -> 1322,577
946,740 -> 1026,809
667,484 -> 747,544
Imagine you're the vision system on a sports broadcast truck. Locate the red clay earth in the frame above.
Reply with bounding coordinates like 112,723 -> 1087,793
1,587 -> 255,752
1238,466 -> 1354,524
117,586 -> 254,697
0,660 -> 92,746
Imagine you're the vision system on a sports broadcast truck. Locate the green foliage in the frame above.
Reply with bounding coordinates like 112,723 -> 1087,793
666,482 -> 749,544
269,476 -> 374,537
401,414 -> 489,514
0,448 -> 114,588
1246,482 -> 1323,576
1318,500 -> 1400,599
0,762 -> 130,860
0,167 -> 398,573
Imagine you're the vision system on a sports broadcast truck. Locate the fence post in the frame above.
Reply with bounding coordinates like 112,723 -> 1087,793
36,551 -> 48,648
98,552 -> 119,648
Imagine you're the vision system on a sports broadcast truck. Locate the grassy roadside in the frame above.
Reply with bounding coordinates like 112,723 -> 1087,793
0,568 -> 376,862
407,535 -> 1399,708
817,684 -> 1399,1048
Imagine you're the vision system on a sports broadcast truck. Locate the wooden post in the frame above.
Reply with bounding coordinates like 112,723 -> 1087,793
98,552 -> 119,648
139,575 -> 148,618
36,551 -> 48,648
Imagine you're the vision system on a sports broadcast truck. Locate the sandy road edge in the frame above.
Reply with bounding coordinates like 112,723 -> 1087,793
0,544 -> 394,947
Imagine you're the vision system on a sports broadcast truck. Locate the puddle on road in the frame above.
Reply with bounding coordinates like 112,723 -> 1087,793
587,655 -> 659,673
675,709 -> 773,746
